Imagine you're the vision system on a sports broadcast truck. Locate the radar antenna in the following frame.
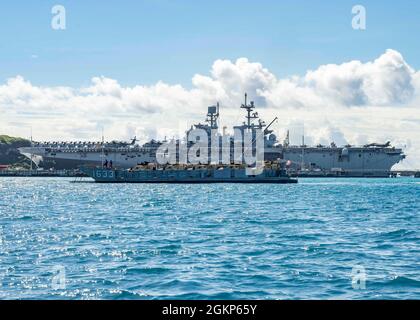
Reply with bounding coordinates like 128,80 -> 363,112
241,93 -> 261,130
206,103 -> 220,129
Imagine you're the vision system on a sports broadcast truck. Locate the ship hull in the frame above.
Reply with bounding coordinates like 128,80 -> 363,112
40,156 -> 101,170
81,167 -> 298,184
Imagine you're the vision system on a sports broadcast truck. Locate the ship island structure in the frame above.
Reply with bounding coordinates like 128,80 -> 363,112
19,94 -> 406,178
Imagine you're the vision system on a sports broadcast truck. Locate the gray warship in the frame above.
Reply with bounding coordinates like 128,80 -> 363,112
19,94 -> 406,177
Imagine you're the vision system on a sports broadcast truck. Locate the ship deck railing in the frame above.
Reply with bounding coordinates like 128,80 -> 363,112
39,147 -> 157,153
128,161 -> 283,172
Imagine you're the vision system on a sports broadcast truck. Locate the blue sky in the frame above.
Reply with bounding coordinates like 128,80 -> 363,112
1,0 -> 419,87
1,1 -> 420,168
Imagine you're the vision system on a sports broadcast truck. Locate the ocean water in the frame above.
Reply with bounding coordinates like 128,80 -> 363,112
0,177 -> 419,300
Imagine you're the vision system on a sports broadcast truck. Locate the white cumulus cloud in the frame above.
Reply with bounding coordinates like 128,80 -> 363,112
1,49 -> 419,169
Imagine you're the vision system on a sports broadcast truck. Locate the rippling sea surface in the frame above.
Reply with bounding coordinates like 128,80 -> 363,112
0,177 -> 419,300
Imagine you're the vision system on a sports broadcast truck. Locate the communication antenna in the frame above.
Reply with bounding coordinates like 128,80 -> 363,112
283,130 -> 290,147
30,127 -> 33,172
206,102 -> 220,129
101,127 -> 105,167
302,123 -> 305,146
240,93 -> 259,130
301,124 -> 305,170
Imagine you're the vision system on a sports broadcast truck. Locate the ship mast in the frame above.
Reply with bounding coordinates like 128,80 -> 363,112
240,93 -> 260,130
301,124 -> 305,170
101,127 -> 105,167
205,102 -> 219,129
283,130 -> 290,147
30,127 -> 33,172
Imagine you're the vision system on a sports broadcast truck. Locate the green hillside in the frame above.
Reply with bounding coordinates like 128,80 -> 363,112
0,135 -> 29,145
0,135 -> 32,169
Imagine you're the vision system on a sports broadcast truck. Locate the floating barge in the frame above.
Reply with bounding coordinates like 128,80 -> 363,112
81,163 -> 298,184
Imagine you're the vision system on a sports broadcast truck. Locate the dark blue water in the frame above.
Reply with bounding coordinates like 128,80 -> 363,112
0,177 -> 419,299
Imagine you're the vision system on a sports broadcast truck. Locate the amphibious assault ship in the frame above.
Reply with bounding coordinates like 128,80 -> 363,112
19,95 -> 406,177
